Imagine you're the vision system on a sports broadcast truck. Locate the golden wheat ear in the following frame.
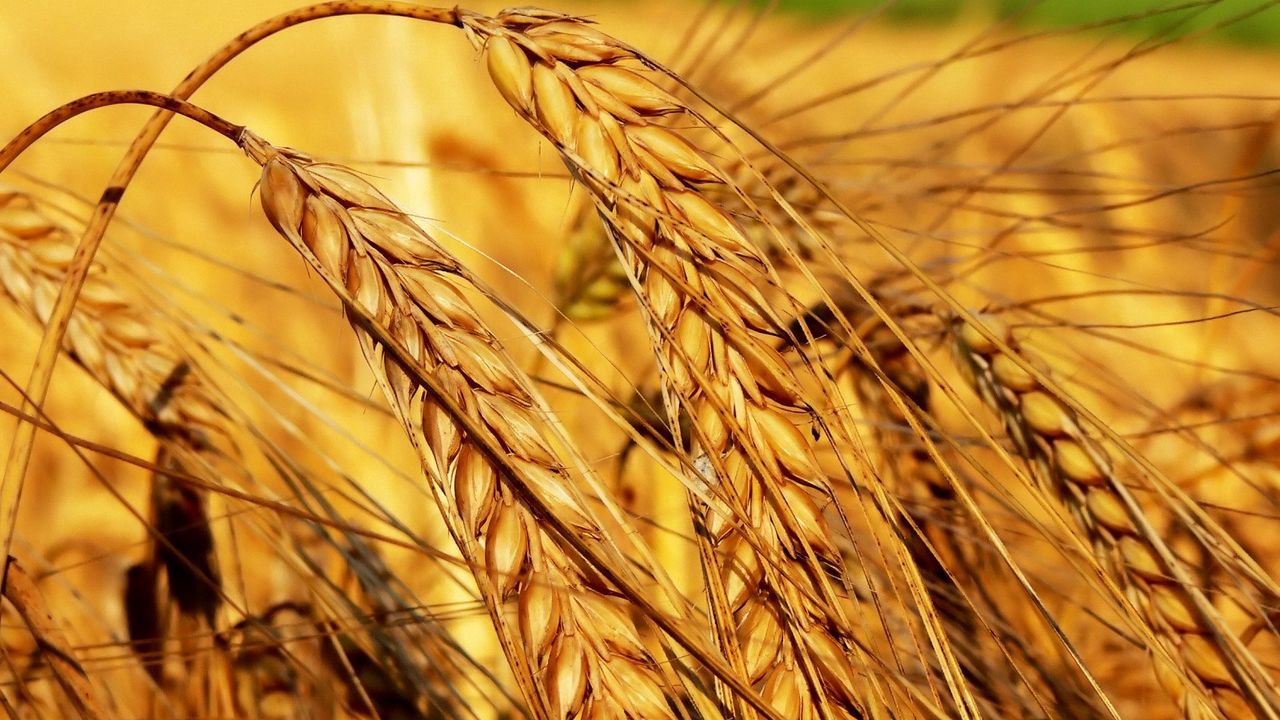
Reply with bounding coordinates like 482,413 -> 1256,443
468,10 -> 999,717
245,133 -> 718,720
953,312 -> 1280,719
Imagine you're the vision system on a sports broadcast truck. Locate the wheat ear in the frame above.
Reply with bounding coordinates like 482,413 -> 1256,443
952,314 -> 1278,719
0,190 -> 227,451
245,133 -> 689,720
798,295 -> 1046,714
466,10 -> 920,718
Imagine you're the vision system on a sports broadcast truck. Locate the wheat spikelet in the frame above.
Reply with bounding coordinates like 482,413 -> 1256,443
551,159 -> 840,325
225,602 -> 343,718
244,132 -> 681,720
952,313 -> 1279,719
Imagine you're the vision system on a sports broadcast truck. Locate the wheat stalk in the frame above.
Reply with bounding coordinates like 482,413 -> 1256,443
952,313 -> 1278,719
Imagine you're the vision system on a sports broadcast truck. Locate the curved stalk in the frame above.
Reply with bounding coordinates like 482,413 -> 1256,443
0,91 -> 244,170
0,0 -> 459,584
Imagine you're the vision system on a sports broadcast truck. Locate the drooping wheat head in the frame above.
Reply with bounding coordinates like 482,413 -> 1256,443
246,132 -> 686,720
952,313 -> 1280,719
464,8 -> 979,717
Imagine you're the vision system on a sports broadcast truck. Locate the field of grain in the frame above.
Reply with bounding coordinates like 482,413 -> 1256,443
1,1 -> 1278,718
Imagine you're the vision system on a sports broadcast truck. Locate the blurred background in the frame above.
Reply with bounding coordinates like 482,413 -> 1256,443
766,0 -> 1280,46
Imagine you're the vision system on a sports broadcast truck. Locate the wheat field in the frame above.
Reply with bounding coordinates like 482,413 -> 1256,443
1,1 -> 1278,718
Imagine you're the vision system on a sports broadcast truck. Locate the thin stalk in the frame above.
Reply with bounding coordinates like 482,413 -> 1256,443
0,0 -> 460,583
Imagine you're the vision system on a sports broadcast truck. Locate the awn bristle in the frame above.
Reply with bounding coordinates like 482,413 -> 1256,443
953,314 -> 1278,719
246,133 -> 678,720
469,10 -> 886,718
